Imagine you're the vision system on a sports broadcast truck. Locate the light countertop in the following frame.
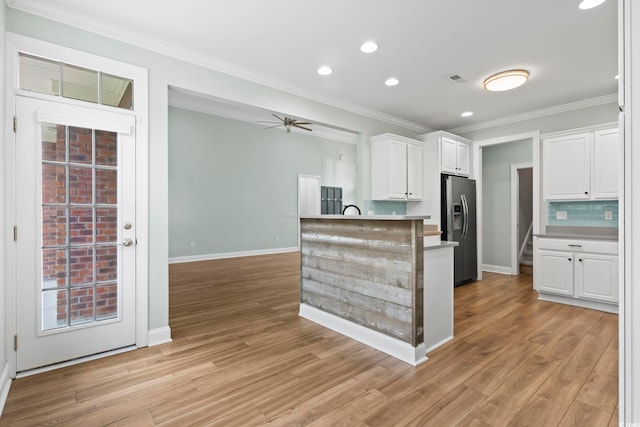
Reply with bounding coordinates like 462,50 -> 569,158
300,215 -> 431,220
424,240 -> 458,251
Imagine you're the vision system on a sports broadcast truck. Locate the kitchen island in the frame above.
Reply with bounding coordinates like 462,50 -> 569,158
299,215 -> 457,365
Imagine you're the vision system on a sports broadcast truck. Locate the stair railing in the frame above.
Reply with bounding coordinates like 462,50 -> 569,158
519,221 -> 534,264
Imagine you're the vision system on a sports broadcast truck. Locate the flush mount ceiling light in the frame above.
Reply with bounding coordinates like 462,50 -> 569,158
483,69 -> 529,92
360,41 -> 378,53
317,66 -> 333,76
385,77 -> 399,87
578,0 -> 606,9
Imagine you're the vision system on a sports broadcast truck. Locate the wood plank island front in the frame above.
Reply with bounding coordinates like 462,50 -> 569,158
299,215 -> 457,365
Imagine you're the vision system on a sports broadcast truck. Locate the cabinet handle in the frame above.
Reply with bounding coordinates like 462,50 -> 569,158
568,258 -> 572,261
568,244 -> 582,248
584,191 -> 589,195
579,259 -> 583,262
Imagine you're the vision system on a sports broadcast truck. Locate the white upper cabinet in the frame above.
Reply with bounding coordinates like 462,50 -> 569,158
455,140 -> 470,176
406,142 -> 423,200
440,136 -> 470,176
543,133 -> 591,200
371,134 -> 423,201
592,129 -> 620,199
542,128 -> 619,201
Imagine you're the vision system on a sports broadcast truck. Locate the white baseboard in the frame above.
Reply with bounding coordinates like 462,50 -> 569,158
169,247 -> 299,264
299,304 -> 427,366
537,293 -> 618,314
148,326 -> 172,346
482,264 -> 513,275
425,335 -> 454,354
0,362 -> 11,419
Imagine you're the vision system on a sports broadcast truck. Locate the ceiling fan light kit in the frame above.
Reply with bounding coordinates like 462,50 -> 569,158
257,114 -> 313,133
483,69 -> 529,92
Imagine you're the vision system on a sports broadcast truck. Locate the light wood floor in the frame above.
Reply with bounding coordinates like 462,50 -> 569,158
1,252 -> 618,426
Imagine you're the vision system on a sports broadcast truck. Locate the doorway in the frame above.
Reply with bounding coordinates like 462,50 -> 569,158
511,164 -> 533,275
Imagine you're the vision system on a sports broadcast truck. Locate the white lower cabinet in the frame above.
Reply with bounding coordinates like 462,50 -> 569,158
574,253 -> 618,304
535,237 -> 618,311
538,250 -> 574,297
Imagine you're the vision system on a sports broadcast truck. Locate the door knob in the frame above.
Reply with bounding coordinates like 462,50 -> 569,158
122,238 -> 134,247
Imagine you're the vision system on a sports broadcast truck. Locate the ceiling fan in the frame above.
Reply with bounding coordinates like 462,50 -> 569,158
258,114 -> 313,133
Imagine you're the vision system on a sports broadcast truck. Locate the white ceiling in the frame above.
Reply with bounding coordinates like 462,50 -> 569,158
8,0 -> 619,132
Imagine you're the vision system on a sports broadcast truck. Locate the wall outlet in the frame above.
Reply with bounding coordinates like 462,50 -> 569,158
556,211 -> 568,220
190,241 -> 196,248
605,211 -> 613,220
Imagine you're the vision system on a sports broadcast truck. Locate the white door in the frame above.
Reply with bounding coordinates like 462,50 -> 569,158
538,250 -> 574,296
542,133 -> 591,200
388,140 -> 408,199
440,137 -> 457,174
592,129 -> 620,199
406,143 -> 423,200
15,96 -> 137,372
575,253 -> 618,303
456,141 -> 470,176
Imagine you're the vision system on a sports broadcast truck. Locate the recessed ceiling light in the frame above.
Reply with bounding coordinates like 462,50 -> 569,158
385,77 -> 399,87
461,111 -> 474,117
483,69 -> 529,92
317,66 -> 333,76
360,41 -> 378,53
578,0 -> 606,10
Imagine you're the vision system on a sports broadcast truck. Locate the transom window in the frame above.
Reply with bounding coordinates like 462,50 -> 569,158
19,53 -> 134,110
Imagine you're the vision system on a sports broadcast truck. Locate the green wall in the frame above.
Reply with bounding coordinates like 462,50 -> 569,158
168,107 -> 357,258
457,102 -> 619,142
482,140 -> 533,268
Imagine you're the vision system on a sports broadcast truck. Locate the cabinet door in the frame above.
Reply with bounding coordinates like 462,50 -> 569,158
441,137 -> 457,174
407,143 -> 423,200
574,253 -> 618,303
456,141 -> 470,176
388,140 -> 408,199
538,250 -> 574,296
543,133 -> 591,200
592,129 -> 620,199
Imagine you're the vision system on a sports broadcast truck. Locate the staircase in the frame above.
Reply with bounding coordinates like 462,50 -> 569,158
519,223 -> 534,275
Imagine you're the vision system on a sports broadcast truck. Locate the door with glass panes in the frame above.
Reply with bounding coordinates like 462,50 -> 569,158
15,96 -> 137,371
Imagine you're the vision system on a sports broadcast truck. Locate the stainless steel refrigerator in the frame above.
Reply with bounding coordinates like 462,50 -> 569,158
441,175 -> 477,286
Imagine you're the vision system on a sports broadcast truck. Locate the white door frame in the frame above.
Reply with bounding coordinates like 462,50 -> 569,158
472,131 -> 540,279
510,163 -> 533,275
4,33 -> 149,377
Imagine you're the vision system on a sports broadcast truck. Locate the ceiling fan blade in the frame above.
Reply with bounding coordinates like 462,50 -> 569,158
256,120 -> 280,124
264,124 -> 284,129
271,113 -> 285,122
293,121 -> 312,125
293,124 -> 313,131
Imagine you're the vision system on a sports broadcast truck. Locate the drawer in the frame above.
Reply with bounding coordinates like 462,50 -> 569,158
535,237 -> 618,255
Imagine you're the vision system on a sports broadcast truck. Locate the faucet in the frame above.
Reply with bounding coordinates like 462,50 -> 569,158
342,204 -> 361,215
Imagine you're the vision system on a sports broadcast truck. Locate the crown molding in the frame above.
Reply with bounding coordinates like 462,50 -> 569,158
169,87 -> 359,144
447,93 -> 618,134
7,0 -> 428,134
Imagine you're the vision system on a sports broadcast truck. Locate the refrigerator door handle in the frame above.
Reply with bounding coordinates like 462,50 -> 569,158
461,194 -> 469,239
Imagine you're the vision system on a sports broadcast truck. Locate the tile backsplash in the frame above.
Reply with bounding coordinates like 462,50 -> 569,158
548,200 -> 618,228
362,200 -> 408,215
